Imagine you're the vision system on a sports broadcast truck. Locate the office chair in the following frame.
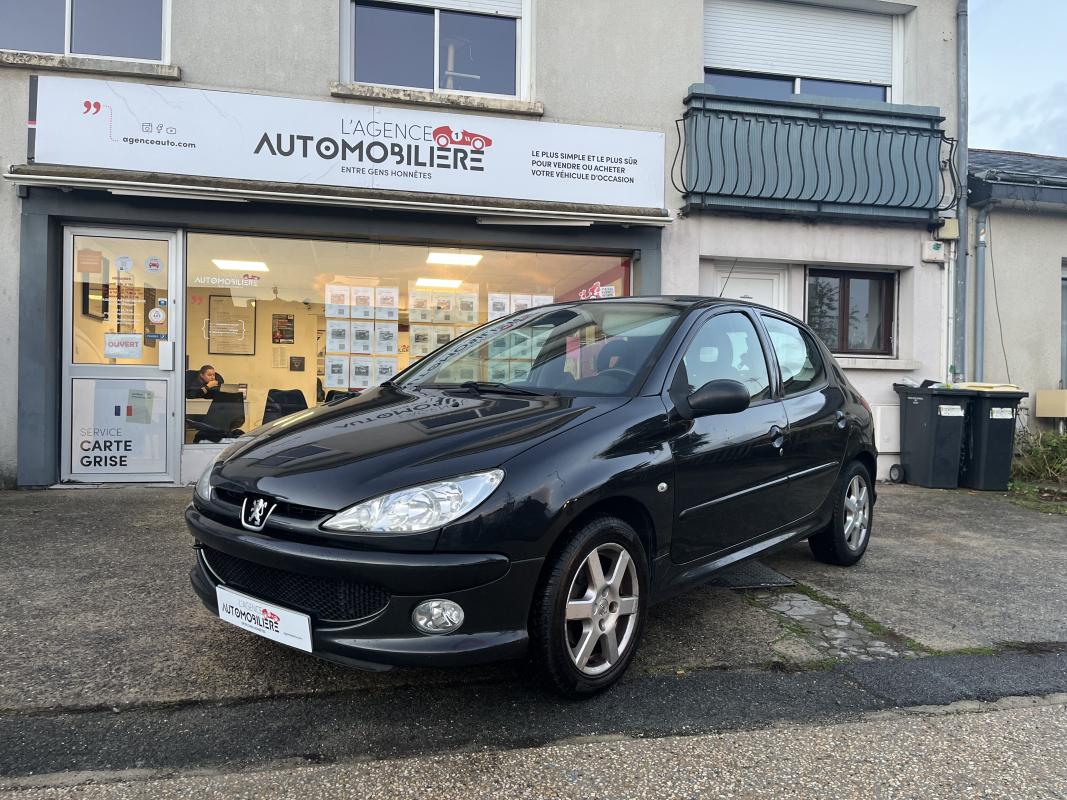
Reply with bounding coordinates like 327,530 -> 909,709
186,391 -> 246,443
262,389 -> 308,425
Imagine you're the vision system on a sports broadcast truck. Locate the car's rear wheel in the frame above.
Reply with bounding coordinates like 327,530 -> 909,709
808,460 -> 873,566
530,514 -> 647,698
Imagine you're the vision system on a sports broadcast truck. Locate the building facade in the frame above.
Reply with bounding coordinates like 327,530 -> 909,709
0,0 -> 961,487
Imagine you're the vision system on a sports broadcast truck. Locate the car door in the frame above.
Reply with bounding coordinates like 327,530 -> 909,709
760,314 -> 849,523
666,310 -> 791,564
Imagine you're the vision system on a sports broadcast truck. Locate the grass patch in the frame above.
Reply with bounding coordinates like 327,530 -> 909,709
1012,431 -> 1067,483
1001,480 -> 1067,516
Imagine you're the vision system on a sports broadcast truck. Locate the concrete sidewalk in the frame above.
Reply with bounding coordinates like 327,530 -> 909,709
1,483 -> 1064,714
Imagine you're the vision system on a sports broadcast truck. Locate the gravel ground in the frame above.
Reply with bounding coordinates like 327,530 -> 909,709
5,701 -> 1066,799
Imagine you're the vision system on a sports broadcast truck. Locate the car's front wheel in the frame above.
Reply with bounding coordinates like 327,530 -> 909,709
808,460 -> 873,566
530,515 -> 648,698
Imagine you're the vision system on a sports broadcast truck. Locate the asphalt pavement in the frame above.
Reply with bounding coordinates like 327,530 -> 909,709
1,482 -> 1066,795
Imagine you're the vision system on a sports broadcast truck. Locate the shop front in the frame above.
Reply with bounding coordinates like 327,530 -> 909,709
12,76 -> 668,487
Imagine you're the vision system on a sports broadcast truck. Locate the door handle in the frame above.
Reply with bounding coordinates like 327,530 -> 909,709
769,425 -> 784,449
836,410 -> 846,429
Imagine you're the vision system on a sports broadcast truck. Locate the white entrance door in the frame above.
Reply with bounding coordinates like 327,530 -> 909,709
699,262 -> 788,311
61,227 -> 183,483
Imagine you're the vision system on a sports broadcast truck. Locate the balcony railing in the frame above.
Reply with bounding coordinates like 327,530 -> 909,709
673,86 -> 960,223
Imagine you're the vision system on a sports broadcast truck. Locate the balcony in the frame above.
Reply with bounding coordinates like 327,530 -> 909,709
674,86 -> 960,223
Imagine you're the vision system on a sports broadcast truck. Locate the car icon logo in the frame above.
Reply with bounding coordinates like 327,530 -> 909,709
432,125 -> 492,150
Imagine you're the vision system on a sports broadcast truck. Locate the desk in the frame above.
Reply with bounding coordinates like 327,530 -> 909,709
185,398 -> 250,423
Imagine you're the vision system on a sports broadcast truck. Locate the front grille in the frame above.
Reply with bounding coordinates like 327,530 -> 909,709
201,545 -> 390,623
214,488 -> 330,522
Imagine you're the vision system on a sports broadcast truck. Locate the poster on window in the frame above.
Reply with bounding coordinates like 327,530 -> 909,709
454,358 -> 479,383
350,320 -> 374,354
510,330 -> 532,359
70,378 -> 168,475
325,285 -> 350,318
433,293 -> 455,324
271,314 -> 295,345
409,290 -> 432,323
207,295 -> 256,355
510,361 -> 532,382
456,292 -> 478,324
375,287 -> 399,320
324,355 -> 349,388
487,360 -> 510,383
432,326 -> 455,350
374,357 -> 398,386
375,321 -> 398,354
410,324 -> 432,357
351,286 -> 375,319
488,293 -> 510,321
510,294 -> 532,314
532,294 -> 554,308
325,319 -> 349,353
350,356 -> 373,389
488,334 -> 509,359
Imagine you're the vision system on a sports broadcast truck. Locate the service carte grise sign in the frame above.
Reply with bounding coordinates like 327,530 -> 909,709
32,77 -> 665,209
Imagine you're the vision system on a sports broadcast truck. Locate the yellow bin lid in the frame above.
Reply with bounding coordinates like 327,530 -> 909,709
953,382 -> 1021,391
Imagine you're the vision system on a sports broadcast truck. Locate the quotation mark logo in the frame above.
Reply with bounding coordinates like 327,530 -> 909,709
82,101 -> 101,115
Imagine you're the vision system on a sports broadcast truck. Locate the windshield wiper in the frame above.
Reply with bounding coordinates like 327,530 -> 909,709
458,381 -> 554,397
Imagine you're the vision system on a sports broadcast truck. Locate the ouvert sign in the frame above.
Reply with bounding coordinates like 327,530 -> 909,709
32,76 -> 666,209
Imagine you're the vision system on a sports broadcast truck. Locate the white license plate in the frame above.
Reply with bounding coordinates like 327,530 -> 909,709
216,585 -> 313,653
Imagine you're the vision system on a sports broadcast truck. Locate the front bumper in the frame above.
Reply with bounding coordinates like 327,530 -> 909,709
186,505 -> 543,670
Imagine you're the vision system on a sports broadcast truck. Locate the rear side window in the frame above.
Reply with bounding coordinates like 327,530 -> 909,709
762,316 -> 826,396
680,312 -> 772,401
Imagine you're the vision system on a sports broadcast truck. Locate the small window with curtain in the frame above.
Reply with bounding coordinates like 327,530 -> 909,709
806,269 -> 895,356
351,1 -> 519,98
0,0 -> 166,61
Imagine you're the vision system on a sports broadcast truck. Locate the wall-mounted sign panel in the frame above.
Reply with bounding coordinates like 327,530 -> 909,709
70,378 -> 168,474
33,76 -> 666,209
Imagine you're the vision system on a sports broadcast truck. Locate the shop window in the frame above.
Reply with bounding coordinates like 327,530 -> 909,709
762,315 -> 827,396
352,1 -> 518,97
806,270 -> 895,356
184,234 -> 629,441
0,0 -> 165,61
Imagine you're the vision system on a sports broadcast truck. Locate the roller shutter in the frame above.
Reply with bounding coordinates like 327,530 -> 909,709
704,0 -> 893,86
400,0 -> 522,16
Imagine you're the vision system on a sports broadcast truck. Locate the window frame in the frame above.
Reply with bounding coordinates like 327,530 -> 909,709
702,68 -> 888,103
805,268 -> 896,357
341,0 -> 528,101
0,0 -> 171,64
758,312 -> 831,400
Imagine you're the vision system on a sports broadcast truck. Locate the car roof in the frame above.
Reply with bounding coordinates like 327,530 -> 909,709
568,295 -> 798,318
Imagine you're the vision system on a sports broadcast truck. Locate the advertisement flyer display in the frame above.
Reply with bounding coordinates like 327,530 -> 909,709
511,361 -> 532,382
374,357 -> 398,386
271,314 -> 295,344
324,354 -> 349,388
325,285 -> 350,318
510,294 -> 532,314
375,287 -> 399,321
510,330 -> 532,359
487,360 -> 510,382
350,320 -> 374,354
409,290 -> 432,323
532,294 -> 554,308
410,324 -> 431,357
375,321 -> 398,354
350,356 -> 374,389
454,358 -> 479,382
432,326 -> 455,350
488,293 -> 510,321
207,295 -> 256,355
351,287 -> 375,319
433,293 -> 454,324
34,77 -> 665,209
456,293 -> 478,324
70,378 -> 167,474
325,319 -> 349,353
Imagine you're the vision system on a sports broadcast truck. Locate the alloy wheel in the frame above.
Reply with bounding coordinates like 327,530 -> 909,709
843,475 -> 870,551
564,543 -> 639,675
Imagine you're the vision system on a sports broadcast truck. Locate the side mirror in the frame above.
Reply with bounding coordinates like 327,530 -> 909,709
687,379 -> 750,416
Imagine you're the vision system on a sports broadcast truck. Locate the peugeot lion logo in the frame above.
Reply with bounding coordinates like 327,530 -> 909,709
241,496 -> 276,531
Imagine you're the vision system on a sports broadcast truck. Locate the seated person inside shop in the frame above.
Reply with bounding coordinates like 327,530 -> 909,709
186,365 -> 226,399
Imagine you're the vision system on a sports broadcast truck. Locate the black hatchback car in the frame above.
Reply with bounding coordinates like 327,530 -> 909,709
189,297 -> 876,696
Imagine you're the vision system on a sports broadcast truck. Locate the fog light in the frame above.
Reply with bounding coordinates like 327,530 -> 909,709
412,599 -> 464,635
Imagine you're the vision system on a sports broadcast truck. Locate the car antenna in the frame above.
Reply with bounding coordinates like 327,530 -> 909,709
719,258 -> 738,298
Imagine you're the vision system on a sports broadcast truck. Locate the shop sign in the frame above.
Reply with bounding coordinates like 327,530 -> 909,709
70,378 -> 167,473
34,76 -> 665,210
103,333 -> 143,359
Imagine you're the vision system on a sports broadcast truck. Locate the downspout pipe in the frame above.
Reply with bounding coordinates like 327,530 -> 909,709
973,203 -> 995,382
952,0 -> 969,381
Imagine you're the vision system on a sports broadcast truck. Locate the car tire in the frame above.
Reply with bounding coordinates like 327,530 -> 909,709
808,460 -> 873,567
530,514 -> 648,699
436,134 -> 450,147
471,137 -> 485,149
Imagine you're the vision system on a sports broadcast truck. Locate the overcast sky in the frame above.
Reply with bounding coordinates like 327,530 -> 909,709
969,0 -> 1067,157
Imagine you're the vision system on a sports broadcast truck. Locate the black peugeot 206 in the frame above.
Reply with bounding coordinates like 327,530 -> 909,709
188,297 -> 877,697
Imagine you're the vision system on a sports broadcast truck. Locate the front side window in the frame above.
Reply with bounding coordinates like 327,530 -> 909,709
354,2 -> 517,97
762,316 -> 827,396
400,303 -> 681,397
0,0 -> 164,60
806,270 -> 894,355
679,312 -> 772,401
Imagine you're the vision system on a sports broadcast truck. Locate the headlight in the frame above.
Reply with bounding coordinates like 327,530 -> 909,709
194,451 -> 222,502
322,470 -> 504,534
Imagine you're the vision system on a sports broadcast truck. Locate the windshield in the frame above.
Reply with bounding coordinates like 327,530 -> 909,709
398,302 -> 682,396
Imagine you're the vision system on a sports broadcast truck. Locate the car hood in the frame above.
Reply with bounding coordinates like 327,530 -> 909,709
215,385 -> 627,510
